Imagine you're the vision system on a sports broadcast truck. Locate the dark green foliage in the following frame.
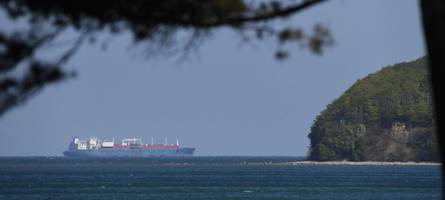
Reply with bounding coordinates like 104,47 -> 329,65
308,57 -> 439,162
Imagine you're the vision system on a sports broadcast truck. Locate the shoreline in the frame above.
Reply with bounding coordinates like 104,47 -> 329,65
0,157 -> 440,166
285,161 -> 441,166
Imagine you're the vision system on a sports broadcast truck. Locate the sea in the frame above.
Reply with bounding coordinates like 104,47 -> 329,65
0,156 -> 442,200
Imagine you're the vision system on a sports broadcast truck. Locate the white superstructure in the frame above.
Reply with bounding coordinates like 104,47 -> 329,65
70,137 -> 114,150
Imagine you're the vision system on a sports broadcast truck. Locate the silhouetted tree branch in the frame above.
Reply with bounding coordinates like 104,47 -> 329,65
0,0 -> 330,116
420,0 -> 445,181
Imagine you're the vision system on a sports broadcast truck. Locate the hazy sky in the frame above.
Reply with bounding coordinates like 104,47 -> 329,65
0,1 -> 425,156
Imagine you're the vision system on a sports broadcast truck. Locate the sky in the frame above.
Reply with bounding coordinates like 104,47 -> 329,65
0,0 -> 426,156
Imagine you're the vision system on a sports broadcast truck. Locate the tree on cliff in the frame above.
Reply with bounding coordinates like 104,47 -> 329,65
308,57 -> 439,162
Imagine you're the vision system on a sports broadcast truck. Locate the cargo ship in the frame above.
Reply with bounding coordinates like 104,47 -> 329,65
63,137 -> 195,158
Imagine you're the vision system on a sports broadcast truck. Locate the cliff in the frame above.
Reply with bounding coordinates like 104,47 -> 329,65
307,57 -> 439,162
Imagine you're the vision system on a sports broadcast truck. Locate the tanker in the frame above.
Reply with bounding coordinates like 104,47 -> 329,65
63,137 -> 195,158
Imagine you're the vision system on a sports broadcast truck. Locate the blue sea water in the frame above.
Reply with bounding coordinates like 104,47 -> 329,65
0,157 -> 442,200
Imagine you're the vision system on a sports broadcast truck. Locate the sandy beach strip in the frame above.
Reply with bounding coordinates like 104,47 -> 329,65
284,161 -> 441,166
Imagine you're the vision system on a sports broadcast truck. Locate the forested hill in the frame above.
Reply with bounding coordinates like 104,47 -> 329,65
307,57 -> 439,162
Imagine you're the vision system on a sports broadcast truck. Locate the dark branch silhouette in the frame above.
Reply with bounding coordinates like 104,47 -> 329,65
420,0 -> 445,188
0,0 -> 330,116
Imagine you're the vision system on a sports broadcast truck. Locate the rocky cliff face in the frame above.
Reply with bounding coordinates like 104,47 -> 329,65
307,57 -> 439,162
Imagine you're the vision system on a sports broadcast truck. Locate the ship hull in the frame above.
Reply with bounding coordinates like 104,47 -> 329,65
63,148 -> 195,158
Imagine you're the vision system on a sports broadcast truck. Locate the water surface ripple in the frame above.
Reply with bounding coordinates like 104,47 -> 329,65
0,157 -> 442,199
